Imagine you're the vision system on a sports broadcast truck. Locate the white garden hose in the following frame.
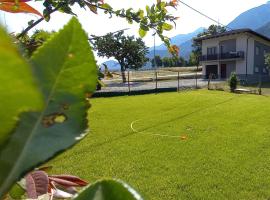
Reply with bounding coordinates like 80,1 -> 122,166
130,119 -> 182,139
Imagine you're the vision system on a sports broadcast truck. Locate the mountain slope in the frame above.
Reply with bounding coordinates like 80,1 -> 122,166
179,40 -> 193,59
147,28 -> 204,59
256,21 -> 270,38
147,39 -> 194,60
228,3 -> 270,30
100,60 -> 120,71
149,27 -> 204,51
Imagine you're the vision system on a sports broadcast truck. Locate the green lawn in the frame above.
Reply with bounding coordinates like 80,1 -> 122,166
49,90 -> 270,200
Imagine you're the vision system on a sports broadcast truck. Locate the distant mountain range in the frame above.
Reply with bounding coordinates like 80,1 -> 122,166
100,60 -> 120,71
102,2 -> 270,71
147,27 -> 204,60
228,2 -> 270,30
256,21 -> 270,38
149,27 -> 204,51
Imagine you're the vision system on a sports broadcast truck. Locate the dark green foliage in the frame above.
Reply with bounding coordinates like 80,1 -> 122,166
91,31 -> 149,82
203,25 -> 227,36
162,56 -> 186,67
174,56 -> 186,67
17,30 -> 54,57
265,53 -> 270,69
151,56 -> 163,67
162,57 -> 170,67
188,52 -> 199,66
229,72 -> 238,92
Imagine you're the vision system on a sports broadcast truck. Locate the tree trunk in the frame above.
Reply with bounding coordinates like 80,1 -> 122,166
120,65 -> 126,83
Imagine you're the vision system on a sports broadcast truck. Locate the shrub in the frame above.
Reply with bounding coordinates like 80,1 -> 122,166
229,72 -> 238,92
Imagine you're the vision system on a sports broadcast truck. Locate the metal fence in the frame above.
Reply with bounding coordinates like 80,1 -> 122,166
93,67 -> 212,97
93,67 -> 270,97
205,73 -> 270,96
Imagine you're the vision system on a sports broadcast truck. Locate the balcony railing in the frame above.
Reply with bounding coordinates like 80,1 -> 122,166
200,51 -> 245,61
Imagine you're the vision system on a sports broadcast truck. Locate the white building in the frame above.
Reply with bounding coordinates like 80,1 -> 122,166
194,29 -> 270,83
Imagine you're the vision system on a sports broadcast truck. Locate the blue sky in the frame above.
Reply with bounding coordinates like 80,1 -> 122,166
0,0 -> 268,62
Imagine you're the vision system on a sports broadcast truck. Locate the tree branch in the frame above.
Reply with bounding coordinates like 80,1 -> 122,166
16,7 -> 59,39
88,28 -> 130,41
16,1 -> 164,41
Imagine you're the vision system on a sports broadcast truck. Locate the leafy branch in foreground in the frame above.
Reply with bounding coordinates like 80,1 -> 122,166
0,0 -> 179,55
0,17 -> 97,198
0,17 -> 143,200
15,30 -> 55,58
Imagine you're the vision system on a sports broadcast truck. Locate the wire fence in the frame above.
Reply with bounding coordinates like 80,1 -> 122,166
206,74 -> 270,96
93,67 -> 216,97
93,67 -> 270,97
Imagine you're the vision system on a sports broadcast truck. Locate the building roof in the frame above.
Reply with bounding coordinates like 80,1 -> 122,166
194,28 -> 270,42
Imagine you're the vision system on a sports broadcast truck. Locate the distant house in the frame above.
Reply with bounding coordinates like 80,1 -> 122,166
194,29 -> 270,83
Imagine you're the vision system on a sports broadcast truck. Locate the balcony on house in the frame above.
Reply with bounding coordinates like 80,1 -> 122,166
200,51 -> 245,61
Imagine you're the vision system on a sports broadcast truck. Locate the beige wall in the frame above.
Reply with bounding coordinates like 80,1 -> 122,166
202,40 -> 219,55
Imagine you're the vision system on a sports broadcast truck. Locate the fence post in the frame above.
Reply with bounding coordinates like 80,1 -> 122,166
155,70 -> 158,94
208,73 -> 212,90
177,71 -> 180,92
195,65 -> 198,88
258,74 -> 262,95
128,70 -> 131,95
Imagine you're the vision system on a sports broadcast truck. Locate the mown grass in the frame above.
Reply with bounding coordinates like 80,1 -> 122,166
49,90 -> 270,200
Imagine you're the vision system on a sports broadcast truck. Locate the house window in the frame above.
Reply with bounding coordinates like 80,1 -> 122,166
207,47 -> 217,55
256,46 -> 260,55
264,49 -> 267,56
263,68 -> 267,73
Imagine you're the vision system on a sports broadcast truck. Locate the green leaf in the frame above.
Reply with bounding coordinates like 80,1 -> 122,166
0,27 -> 43,145
115,10 -> 121,16
145,5 -> 150,15
162,23 -> 173,31
86,3 -> 97,14
139,24 -> 149,32
138,28 -> 147,38
125,8 -> 133,16
43,9 -> 50,22
8,183 -> 25,199
160,2 -> 166,10
138,9 -> 144,20
101,3 -> 112,10
127,18 -> 133,24
0,17 -> 97,198
73,180 -> 143,200
150,4 -> 155,13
